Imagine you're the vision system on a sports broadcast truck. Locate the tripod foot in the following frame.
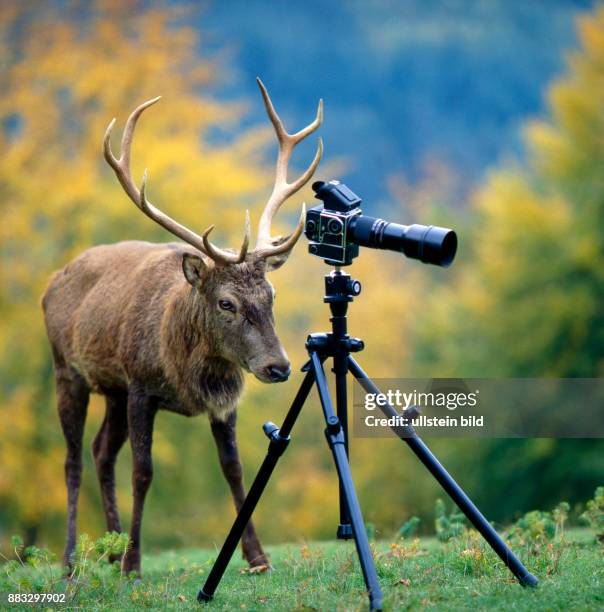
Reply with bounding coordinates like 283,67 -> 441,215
337,523 -> 353,540
197,589 -> 213,603
518,572 -> 539,588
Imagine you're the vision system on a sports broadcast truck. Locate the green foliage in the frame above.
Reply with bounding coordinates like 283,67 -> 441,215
507,501 -> 571,545
508,510 -> 557,546
445,529 -> 496,578
72,531 -> 130,573
504,501 -> 572,576
580,486 -> 604,542
434,498 -> 466,542
1,535 -> 60,595
1,532 -> 129,603
553,501 -> 571,537
397,515 -> 421,539
431,498 -> 575,582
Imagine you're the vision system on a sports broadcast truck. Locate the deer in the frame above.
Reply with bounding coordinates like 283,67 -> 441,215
41,79 -> 322,576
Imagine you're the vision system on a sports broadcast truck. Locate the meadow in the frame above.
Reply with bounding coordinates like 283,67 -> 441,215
2,492 -> 602,610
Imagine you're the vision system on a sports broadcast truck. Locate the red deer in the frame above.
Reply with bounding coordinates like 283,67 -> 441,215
42,79 -> 322,575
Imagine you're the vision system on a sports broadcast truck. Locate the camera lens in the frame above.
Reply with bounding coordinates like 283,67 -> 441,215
349,216 -> 457,267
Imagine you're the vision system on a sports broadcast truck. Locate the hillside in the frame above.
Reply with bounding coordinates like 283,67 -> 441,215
198,0 -> 593,207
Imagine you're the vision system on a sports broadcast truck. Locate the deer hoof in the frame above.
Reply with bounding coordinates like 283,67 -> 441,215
248,553 -> 272,570
121,552 -> 141,578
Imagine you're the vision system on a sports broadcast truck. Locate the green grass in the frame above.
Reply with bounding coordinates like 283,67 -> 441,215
1,528 -> 602,610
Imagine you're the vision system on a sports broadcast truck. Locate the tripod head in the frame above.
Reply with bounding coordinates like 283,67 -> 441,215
305,267 -> 364,358
324,268 -> 362,303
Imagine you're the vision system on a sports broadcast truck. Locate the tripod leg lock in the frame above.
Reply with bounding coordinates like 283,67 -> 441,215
262,421 -> 291,457
324,416 -> 346,447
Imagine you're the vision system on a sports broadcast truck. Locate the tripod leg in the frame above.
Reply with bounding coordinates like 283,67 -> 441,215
348,356 -> 538,588
334,344 -> 353,539
198,369 -> 316,603
310,352 -> 383,611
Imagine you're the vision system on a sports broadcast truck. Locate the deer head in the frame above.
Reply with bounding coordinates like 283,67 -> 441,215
103,79 -> 323,383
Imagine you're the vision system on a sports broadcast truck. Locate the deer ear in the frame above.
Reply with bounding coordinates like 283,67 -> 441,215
263,236 -> 296,272
182,253 -> 209,288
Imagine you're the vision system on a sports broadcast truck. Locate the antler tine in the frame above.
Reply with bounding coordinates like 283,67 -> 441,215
103,98 -> 249,266
103,97 -> 161,204
201,210 -> 250,264
255,78 -> 323,253
254,204 -> 306,259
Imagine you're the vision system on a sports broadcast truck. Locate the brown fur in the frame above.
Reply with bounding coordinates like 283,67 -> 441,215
43,240 -> 292,574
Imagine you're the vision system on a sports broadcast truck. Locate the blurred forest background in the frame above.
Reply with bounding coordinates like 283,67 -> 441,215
1,0 -> 603,554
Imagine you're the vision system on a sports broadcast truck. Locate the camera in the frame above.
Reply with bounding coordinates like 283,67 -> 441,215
305,180 -> 458,267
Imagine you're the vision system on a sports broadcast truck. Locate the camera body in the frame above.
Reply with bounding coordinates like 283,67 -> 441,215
305,181 -> 362,265
305,180 -> 458,268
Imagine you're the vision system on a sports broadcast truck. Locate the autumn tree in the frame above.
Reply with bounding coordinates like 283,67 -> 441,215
0,0 -> 273,546
411,6 -> 604,518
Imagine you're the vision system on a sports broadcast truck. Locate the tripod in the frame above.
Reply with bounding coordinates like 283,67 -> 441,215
198,268 -> 538,610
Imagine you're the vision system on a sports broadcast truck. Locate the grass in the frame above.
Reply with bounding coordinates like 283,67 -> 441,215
1,528 -> 602,611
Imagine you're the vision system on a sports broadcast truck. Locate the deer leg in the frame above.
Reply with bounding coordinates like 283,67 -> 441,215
210,411 -> 269,567
92,393 -> 128,563
121,385 -> 157,576
55,368 -> 90,572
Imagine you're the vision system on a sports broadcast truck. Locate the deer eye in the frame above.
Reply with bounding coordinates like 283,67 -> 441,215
218,299 -> 236,312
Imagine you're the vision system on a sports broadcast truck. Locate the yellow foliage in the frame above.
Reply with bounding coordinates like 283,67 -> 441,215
526,6 -> 604,183
0,0 -> 270,541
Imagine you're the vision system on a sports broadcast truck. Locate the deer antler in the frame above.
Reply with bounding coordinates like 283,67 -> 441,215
103,98 -> 249,265
254,78 -> 323,259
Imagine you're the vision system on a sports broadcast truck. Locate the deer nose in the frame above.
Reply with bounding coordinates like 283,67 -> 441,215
265,364 -> 291,382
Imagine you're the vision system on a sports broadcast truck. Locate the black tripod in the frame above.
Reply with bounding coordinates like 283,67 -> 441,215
198,268 -> 538,610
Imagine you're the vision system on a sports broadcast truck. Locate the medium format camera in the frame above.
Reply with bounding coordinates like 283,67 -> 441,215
304,180 -> 458,267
